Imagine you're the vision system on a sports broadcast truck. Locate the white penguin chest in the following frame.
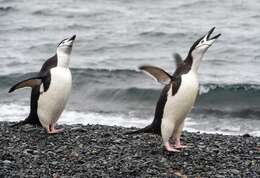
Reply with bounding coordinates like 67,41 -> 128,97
163,71 -> 199,122
44,67 -> 72,101
37,67 -> 72,127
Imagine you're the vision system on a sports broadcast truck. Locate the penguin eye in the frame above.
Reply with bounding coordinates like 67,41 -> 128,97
201,40 -> 204,43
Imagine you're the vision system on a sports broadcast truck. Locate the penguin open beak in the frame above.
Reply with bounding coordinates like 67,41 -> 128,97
206,27 -> 221,41
69,35 -> 76,41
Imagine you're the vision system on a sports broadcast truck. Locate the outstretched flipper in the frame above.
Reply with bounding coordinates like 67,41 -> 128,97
173,53 -> 183,68
9,77 -> 43,93
9,72 -> 50,93
139,65 -> 172,85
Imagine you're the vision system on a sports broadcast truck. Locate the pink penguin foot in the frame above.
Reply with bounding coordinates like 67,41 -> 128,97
164,142 -> 180,152
175,144 -> 189,149
47,125 -> 64,134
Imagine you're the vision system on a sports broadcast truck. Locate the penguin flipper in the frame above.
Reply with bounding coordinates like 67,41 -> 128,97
9,77 -> 44,93
139,65 -> 172,85
9,77 -> 42,93
173,53 -> 183,68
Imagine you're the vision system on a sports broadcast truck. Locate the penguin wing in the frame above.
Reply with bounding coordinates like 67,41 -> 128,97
139,65 -> 172,85
173,53 -> 183,68
8,73 -> 50,93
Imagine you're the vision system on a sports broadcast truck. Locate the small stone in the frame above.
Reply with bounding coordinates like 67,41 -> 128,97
70,127 -> 86,132
230,169 -> 240,174
160,157 -> 167,163
70,151 -> 79,157
23,149 -> 34,154
242,133 -> 251,137
52,161 -> 59,165
2,160 -> 12,164
183,152 -> 189,156
215,174 -> 225,178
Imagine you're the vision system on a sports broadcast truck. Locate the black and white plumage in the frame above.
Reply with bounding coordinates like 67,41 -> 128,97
126,27 -> 221,152
9,35 -> 76,134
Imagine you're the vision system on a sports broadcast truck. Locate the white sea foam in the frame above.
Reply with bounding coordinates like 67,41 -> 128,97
0,103 -> 29,122
0,103 -> 148,128
59,110 -> 149,128
1,103 -> 259,136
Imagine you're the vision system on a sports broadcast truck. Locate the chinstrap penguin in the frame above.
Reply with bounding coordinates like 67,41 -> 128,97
126,27 -> 221,152
9,35 -> 76,134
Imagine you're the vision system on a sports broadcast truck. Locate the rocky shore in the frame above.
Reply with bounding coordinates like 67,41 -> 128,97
0,122 -> 259,178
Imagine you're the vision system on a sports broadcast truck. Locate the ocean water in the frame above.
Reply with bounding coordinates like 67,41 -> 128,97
0,0 -> 260,136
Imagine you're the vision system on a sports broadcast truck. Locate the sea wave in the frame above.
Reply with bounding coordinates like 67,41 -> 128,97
0,6 -> 15,13
193,108 -> 260,119
138,31 -> 186,39
2,68 -> 260,97
200,83 -> 260,94
32,10 -> 51,16
1,69 -> 260,120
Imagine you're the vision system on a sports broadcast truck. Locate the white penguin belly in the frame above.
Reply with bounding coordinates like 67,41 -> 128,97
161,71 -> 199,137
37,67 -> 72,128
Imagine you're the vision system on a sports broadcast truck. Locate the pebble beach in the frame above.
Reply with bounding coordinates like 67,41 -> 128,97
1,122 -> 259,178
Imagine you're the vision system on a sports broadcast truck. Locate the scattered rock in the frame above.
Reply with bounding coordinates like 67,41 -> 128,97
0,122 -> 259,177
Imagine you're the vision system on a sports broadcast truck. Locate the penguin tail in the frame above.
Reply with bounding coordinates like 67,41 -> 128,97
10,119 -> 29,127
124,124 -> 159,135
10,116 -> 41,128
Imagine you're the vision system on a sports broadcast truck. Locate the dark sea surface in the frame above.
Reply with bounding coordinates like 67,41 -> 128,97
0,0 -> 260,136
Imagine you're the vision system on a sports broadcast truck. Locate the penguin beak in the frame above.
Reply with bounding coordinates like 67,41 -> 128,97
69,35 -> 76,41
206,27 -> 221,41
199,27 -> 221,47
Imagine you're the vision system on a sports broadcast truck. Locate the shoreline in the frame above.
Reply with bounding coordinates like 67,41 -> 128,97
1,122 -> 259,177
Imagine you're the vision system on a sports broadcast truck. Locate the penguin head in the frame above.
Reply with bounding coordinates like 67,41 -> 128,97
189,27 -> 221,58
57,35 -> 76,55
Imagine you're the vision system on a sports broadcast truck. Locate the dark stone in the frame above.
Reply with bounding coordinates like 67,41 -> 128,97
243,133 -> 251,138
0,122 -> 259,177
